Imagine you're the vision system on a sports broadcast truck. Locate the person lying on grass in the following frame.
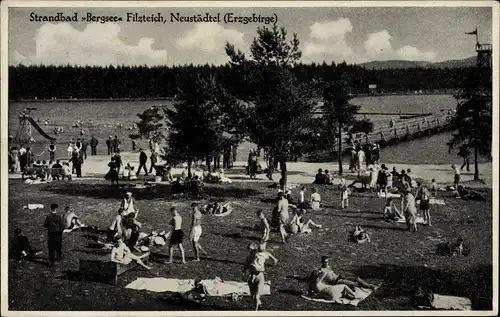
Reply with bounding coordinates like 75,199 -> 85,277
308,256 -> 377,296
383,197 -> 403,221
308,266 -> 357,301
289,209 -> 322,234
110,237 -> 151,270
350,225 -> 370,244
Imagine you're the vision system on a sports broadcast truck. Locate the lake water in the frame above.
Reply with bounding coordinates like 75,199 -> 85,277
9,94 -> 486,164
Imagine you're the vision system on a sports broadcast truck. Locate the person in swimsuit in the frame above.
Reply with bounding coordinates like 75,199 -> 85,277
165,207 -> 186,264
309,256 -> 377,294
277,192 -> 290,244
107,208 -> 125,242
190,203 -> 207,262
110,237 -> 151,270
243,243 -> 278,311
257,210 -> 270,243
289,209 -> 322,234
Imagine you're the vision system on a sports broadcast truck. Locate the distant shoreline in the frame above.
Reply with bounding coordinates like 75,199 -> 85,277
9,91 -> 456,103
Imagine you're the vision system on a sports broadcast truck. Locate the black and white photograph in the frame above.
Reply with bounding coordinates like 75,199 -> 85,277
1,0 -> 498,315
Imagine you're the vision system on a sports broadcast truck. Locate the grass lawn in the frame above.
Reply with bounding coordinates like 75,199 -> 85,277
7,174 -> 493,311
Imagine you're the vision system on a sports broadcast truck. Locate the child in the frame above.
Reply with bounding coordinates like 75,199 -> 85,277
383,198 -> 393,220
310,188 -> 321,210
257,210 -> 270,243
416,184 -> 432,226
339,174 -> 349,209
431,179 -> 438,197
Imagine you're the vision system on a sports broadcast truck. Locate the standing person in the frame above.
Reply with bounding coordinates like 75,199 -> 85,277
277,192 -> 289,244
106,136 -> 113,155
416,184 -> 432,226
459,145 -> 471,172
72,152 -> 83,178
310,188 -> 321,210
81,138 -> 89,160
19,145 -> 27,172
372,143 -> 380,163
48,140 -> 56,162
149,151 -> 158,174
71,150 -> 78,174
67,142 -> 74,159
136,149 -> 148,176
114,149 -> 122,174
90,135 -> 99,156
257,210 -> 270,243
339,174 -> 349,209
357,147 -> 365,170
190,203 -> 207,262
403,191 -> 418,232
299,186 -> 306,207
43,204 -> 65,267
113,135 -> 120,153
452,164 -> 461,189
131,139 -> 137,151
74,138 -> 83,154
349,148 -> 357,171
26,147 -> 34,167
165,207 -> 186,264
243,243 -> 278,311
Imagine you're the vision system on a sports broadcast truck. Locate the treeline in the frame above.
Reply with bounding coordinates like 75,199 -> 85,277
8,62 -> 473,100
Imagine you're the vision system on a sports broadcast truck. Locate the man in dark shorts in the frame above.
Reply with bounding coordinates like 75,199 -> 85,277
165,207 -> 186,264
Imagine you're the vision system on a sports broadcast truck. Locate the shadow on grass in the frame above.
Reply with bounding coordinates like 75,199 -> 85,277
212,232 -> 261,242
351,263 -> 492,310
359,224 -> 407,231
41,182 -> 262,200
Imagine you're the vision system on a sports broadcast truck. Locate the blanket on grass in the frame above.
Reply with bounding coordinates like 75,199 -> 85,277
417,294 -> 471,310
301,285 -> 378,306
125,277 -> 271,297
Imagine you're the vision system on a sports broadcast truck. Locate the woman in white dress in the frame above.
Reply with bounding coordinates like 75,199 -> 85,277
67,142 -> 74,158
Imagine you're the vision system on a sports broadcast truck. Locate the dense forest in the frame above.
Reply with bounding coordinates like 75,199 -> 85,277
8,62 -> 474,100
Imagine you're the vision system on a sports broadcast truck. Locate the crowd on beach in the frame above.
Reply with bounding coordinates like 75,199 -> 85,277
9,131 -> 488,311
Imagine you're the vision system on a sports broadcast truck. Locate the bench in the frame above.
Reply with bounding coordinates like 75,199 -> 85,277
79,253 -> 149,284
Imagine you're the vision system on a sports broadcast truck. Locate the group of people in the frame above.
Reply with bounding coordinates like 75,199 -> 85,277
348,143 -> 381,172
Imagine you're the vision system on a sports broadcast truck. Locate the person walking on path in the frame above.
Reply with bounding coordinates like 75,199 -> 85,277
48,140 -> 56,162
149,151 -> 158,174
136,149 -> 148,176
90,136 -> 99,156
106,136 -> 113,155
81,138 -> 89,160
44,203 -> 65,267
459,145 -> 471,172
113,135 -> 120,153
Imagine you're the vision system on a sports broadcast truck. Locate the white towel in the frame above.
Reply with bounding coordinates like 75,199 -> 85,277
301,285 -> 377,306
199,277 -> 271,296
23,204 -> 44,210
125,278 -> 196,293
418,294 -> 472,310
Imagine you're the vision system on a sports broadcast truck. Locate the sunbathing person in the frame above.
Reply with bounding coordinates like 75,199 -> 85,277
110,237 -> 151,269
289,209 -> 322,234
63,206 -> 85,230
309,266 -> 357,301
309,256 -> 377,294
350,225 -> 370,243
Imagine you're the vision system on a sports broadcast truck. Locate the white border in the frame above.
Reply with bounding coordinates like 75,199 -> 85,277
1,1 -> 498,316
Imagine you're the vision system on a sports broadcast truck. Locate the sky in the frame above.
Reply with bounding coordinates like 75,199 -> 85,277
8,6 -> 493,67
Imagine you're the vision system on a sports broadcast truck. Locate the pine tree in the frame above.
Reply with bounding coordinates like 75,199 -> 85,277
226,25 -> 314,188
